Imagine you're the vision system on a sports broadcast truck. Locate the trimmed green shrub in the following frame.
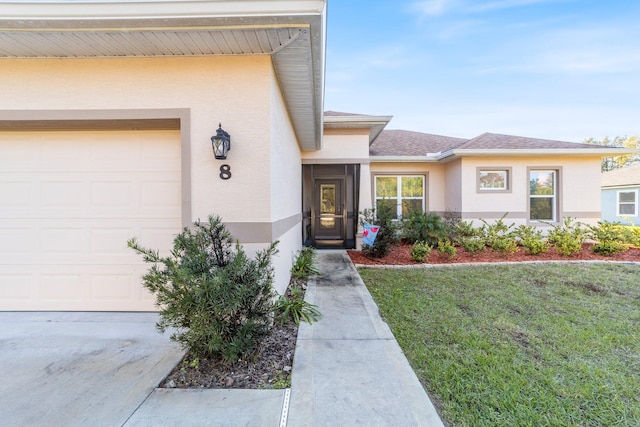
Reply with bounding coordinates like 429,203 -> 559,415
449,219 -> 484,243
546,217 -> 586,257
359,201 -> 399,258
411,241 -> 432,262
514,225 -> 550,255
459,236 -> 486,254
402,211 -> 447,246
479,213 -> 515,248
492,236 -> 519,255
437,239 -> 457,260
587,221 -> 632,256
128,215 -> 277,363
592,241 -> 627,256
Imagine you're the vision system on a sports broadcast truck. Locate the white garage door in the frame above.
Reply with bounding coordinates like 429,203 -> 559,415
0,130 -> 182,311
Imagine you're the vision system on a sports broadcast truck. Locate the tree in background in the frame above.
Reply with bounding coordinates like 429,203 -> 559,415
584,135 -> 639,171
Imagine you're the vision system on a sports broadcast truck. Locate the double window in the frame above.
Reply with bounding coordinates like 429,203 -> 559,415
529,170 -> 557,222
617,190 -> 638,216
374,175 -> 425,219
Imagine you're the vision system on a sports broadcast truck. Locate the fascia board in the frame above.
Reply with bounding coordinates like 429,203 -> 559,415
0,1 -> 328,23
324,115 -> 392,147
602,184 -> 640,189
370,156 -> 440,163
444,148 -> 638,158
323,115 -> 393,127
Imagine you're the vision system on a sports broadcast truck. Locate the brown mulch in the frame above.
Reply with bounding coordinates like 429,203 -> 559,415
161,320 -> 298,389
348,242 -> 640,266
160,281 -> 308,390
158,244 -> 639,390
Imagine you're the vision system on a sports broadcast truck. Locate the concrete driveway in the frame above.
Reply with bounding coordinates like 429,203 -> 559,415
0,312 -> 184,427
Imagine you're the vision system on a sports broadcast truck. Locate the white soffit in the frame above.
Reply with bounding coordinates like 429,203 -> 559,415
324,114 -> 393,145
0,0 -> 326,150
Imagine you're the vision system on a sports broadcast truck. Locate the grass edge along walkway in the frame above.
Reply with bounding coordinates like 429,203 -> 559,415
359,263 -> 640,427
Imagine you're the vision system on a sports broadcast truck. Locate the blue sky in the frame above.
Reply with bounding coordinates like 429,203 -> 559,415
323,0 -> 640,142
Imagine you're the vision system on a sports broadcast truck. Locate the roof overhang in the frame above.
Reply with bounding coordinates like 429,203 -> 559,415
371,147 -> 638,163
324,114 -> 393,145
0,0 -> 327,150
439,148 -> 638,160
370,155 -> 440,163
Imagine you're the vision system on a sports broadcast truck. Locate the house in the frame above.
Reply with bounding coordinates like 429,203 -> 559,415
0,0 -> 327,311
0,1 -> 631,312
306,112 -> 632,249
601,164 -> 640,225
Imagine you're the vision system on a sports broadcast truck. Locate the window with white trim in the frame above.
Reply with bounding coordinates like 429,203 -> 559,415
529,170 -> 557,222
374,175 -> 425,219
617,190 -> 638,216
478,169 -> 510,191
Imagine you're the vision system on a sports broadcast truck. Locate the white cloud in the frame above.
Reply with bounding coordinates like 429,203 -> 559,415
411,0 -> 566,17
474,27 -> 640,76
468,0 -> 567,13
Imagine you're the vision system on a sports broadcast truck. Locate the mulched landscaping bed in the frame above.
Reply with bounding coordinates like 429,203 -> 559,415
161,320 -> 298,389
158,244 -> 638,390
348,242 -> 640,266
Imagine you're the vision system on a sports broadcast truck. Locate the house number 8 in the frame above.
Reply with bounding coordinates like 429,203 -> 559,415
219,164 -> 232,180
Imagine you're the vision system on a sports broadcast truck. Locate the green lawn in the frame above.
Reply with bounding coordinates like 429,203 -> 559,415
359,263 -> 640,427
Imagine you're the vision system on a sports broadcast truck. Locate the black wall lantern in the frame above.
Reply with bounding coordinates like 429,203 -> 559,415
211,123 -> 231,160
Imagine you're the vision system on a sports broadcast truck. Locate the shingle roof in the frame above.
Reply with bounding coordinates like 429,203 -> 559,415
370,129 -> 467,156
456,132 -> 609,150
601,163 -> 640,187
369,130 -> 620,157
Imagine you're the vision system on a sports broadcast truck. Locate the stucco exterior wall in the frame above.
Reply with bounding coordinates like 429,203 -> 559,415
0,55 -> 299,296
268,64 -> 303,294
444,159 -> 463,215
457,156 -> 602,226
301,128 -> 370,162
364,157 -> 602,227
0,56 -> 274,224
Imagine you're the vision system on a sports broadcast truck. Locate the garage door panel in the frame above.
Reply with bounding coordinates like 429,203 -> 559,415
41,181 -> 85,208
0,129 -> 181,311
41,227 -> 88,254
91,228 -> 138,255
0,181 -> 32,207
91,182 -> 133,207
40,274 -> 84,301
91,274 -> 135,300
0,275 -> 33,299
141,181 -> 182,207
0,228 -> 37,254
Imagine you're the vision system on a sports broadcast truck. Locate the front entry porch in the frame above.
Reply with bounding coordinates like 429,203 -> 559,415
302,164 -> 359,249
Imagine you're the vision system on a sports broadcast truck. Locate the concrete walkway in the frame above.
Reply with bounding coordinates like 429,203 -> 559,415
0,250 -> 444,426
287,250 -> 444,426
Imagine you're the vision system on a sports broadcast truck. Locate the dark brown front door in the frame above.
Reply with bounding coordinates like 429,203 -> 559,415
313,178 -> 345,243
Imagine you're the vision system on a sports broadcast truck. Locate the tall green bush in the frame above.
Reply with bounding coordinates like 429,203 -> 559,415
402,211 -> 447,246
128,215 -> 277,363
